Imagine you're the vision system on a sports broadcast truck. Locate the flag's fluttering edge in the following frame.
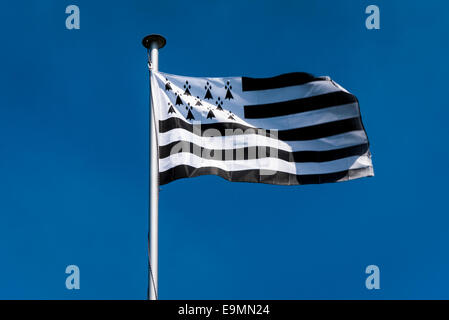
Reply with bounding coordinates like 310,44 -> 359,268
150,71 -> 374,186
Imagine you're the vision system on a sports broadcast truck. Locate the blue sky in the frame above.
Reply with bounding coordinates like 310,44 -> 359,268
0,0 -> 448,299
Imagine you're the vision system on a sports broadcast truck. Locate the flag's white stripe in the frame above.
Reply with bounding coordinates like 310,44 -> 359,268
158,129 -> 368,153
159,152 -> 372,175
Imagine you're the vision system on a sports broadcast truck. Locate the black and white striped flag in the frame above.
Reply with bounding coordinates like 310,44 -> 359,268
150,71 -> 373,186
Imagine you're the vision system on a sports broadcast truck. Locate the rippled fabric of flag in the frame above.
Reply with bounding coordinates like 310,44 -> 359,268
150,71 -> 374,186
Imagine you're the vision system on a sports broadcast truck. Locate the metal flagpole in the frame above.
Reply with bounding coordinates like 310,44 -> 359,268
142,34 -> 166,300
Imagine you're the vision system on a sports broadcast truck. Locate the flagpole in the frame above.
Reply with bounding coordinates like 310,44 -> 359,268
142,34 -> 166,300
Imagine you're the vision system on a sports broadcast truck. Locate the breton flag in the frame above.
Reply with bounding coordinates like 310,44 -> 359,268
150,71 -> 374,186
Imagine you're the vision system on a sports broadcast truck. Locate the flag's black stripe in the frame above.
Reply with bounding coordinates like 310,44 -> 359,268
159,165 -> 373,186
159,117 -> 363,141
159,141 -> 369,163
244,91 -> 357,119
241,72 -> 325,91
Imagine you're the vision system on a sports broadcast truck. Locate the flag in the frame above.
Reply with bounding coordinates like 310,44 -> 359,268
150,71 -> 374,186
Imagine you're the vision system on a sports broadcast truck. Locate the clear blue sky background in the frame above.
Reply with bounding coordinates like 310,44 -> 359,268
0,0 -> 448,299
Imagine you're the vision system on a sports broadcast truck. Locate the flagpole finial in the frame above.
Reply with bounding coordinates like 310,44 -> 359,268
142,34 -> 166,49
